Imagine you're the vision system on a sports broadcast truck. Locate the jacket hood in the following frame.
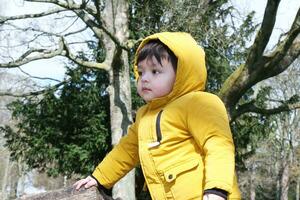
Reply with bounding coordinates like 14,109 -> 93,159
134,32 -> 207,108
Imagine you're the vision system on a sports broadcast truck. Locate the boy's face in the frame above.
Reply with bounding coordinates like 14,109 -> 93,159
137,56 -> 176,102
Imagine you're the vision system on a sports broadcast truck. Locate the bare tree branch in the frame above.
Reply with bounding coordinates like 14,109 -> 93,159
72,9 -> 99,34
0,81 -> 66,97
72,10 -> 129,51
246,0 -> 280,70
93,0 -> 102,25
0,32 -> 45,48
25,0 -> 97,16
0,37 -> 109,70
68,40 -> 95,45
4,22 -> 61,37
1,21 -> 90,49
56,16 -> 81,35
0,8 -> 67,23
266,8 -> 300,74
17,67 -> 61,82
245,7 -> 300,82
274,39 -> 300,72
63,25 -> 88,37
61,37 -> 109,70
0,40 -> 64,68
231,100 -> 300,122
219,6 -> 300,116
1,0 -> 129,53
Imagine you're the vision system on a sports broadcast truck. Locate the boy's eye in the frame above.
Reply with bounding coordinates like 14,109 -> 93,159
138,71 -> 143,76
152,70 -> 160,74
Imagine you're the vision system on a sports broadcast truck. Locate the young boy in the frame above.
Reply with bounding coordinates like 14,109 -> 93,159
74,32 -> 241,200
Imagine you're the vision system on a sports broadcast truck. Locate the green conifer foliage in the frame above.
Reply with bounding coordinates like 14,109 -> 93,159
1,65 -> 111,177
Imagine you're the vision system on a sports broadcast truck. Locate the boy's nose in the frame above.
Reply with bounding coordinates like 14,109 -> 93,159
141,73 -> 149,82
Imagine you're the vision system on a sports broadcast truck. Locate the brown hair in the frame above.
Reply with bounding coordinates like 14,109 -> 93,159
137,40 -> 178,72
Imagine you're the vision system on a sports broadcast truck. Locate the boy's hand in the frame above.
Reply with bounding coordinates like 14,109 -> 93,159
203,193 -> 226,200
73,176 -> 97,190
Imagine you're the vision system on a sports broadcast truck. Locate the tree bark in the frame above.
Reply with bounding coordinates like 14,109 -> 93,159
8,162 -> 19,200
218,4 -> 300,118
276,178 -> 280,200
102,1 -> 135,199
280,157 -> 289,200
250,163 -> 256,200
296,177 -> 300,200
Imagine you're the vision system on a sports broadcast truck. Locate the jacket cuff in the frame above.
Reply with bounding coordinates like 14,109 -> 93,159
90,174 -> 111,194
204,188 -> 228,199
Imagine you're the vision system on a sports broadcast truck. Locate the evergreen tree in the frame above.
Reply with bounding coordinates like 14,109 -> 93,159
1,65 -> 111,177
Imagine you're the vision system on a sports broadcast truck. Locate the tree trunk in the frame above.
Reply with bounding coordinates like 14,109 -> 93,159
102,1 -> 135,199
250,163 -> 256,200
8,162 -> 19,200
276,178 -> 280,200
296,177 -> 299,200
280,157 -> 290,200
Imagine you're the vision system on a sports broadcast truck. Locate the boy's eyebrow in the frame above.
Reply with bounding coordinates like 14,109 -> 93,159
137,57 -> 162,69
137,63 -> 162,70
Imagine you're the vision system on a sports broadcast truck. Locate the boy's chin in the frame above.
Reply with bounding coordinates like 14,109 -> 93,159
143,97 -> 153,102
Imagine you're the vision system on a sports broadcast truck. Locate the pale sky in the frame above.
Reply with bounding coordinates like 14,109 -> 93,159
231,0 -> 299,50
1,0 -> 299,85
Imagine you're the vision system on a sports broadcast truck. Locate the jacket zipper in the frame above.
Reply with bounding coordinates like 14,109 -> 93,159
148,110 -> 163,148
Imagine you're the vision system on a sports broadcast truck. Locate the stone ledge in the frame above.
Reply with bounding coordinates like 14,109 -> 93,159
15,186 -> 114,200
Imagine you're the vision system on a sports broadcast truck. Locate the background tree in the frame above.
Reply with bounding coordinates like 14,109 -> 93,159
265,60 -> 300,200
0,71 -> 38,199
1,0 -> 136,199
237,59 -> 300,200
0,0 -> 299,199
1,64 -> 111,177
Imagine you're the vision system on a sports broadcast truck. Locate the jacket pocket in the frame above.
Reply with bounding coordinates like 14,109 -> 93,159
163,159 -> 199,182
163,159 -> 203,199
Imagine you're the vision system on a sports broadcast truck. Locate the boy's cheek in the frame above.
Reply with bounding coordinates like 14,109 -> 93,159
136,85 -> 142,96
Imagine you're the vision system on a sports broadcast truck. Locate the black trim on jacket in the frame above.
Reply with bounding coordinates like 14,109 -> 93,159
90,174 -> 111,195
204,188 -> 228,199
155,110 -> 163,143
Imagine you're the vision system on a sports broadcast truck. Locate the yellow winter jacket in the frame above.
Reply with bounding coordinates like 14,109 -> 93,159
93,32 -> 241,200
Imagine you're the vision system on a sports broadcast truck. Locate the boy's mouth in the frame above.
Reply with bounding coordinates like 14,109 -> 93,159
142,87 -> 151,92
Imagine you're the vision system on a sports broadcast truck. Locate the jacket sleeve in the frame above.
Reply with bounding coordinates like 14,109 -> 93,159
92,122 -> 139,189
187,93 -> 235,193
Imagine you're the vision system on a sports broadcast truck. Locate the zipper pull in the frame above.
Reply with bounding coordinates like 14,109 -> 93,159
148,141 -> 160,148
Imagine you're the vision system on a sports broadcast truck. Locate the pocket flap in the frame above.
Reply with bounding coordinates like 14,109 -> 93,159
164,159 -> 199,182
